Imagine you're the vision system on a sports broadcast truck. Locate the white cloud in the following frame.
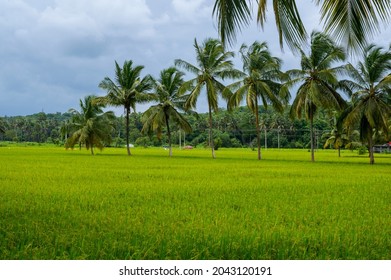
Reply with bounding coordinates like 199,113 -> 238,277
171,0 -> 211,22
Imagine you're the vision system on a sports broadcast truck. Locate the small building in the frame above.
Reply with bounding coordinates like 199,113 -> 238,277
373,142 -> 391,153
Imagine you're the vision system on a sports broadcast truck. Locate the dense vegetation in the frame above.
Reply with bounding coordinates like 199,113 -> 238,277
0,106 -> 358,150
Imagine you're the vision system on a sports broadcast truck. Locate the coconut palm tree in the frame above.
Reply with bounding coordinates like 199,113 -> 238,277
175,38 -> 241,158
60,119 -> 71,142
213,0 -> 391,52
96,60 -> 153,156
66,95 -> 115,155
227,41 -> 287,160
322,111 -> 351,157
339,44 -> 391,164
141,67 -> 192,157
287,31 -> 347,162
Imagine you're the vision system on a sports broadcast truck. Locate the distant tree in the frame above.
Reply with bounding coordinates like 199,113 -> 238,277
340,44 -> 391,164
142,67 -> 192,157
287,31 -> 347,162
175,38 -> 241,158
96,60 -> 153,156
321,110 -> 357,156
66,95 -> 115,155
60,119 -> 71,142
0,119 -> 5,134
227,41 -> 287,159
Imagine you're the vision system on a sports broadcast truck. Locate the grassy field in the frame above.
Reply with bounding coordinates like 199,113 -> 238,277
0,145 -> 390,260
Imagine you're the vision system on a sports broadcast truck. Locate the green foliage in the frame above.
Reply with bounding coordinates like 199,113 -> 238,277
1,147 -> 390,259
357,146 -> 367,155
66,96 -> 115,155
288,31 -> 347,162
213,137 -> 222,150
141,67 -> 192,156
340,44 -> 391,164
97,60 -> 153,155
135,136 -> 151,148
227,41 -> 286,159
213,0 -> 391,52
175,37 -> 241,158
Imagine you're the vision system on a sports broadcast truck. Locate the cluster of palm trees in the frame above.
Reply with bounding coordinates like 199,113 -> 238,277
65,31 -> 391,164
65,1 -> 391,163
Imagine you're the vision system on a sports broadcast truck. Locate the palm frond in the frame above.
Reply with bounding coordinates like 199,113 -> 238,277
212,0 -> 252,46
317,0 -> 391,52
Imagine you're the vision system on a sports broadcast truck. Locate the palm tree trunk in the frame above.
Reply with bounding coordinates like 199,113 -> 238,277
310,116 -> 315,162
264,127 -> 267,150
208,105 -> 215,159
179,130 -> 181,149
254,101 -> 261,160
90,136 -> 94,155
368,135 -> 374,164
338,147 -> 341,157
125,107 -> 131,156
165,114 -> 172,157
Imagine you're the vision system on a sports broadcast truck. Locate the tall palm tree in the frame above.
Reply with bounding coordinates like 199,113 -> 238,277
227,41 -> 287,160
66,95 -> 115,155
141,67 -> 192,157
96,60 -> 153,156
339,44 -> 391,164
213,0 -> 391,52
175,38 -> 240,158
287,31 -> 347,162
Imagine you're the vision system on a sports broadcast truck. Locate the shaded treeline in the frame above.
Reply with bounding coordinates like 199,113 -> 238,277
0,105 -> 368,150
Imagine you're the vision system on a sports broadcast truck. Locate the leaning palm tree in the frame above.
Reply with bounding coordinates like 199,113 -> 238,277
66,95 -> 115,155
227,41 -> 288,160
287,31 -> 347,162
213,0 -> 391,52
175,38 -> 241,158
339,44 -> 391,164
96,60 -> 153,156
141,67 -> 192,157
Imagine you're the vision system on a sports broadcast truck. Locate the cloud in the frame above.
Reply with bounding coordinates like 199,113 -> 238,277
1,0 -> 390,116
171,0 -> 212,23
0,0 -> 164,116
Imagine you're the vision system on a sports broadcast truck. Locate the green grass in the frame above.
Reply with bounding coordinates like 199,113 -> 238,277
0,146 -> 390,259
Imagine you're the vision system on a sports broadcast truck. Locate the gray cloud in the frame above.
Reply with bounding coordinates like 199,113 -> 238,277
0,0 -> 390,116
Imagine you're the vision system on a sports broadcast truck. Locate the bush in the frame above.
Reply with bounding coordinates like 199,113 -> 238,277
230,138 -> 242,148
295,141 -> 304,149
357,146 -> 367,155
135,136 -> 151,148
214,137 -> 222,150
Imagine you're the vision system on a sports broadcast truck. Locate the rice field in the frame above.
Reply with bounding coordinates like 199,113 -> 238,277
0,145 -> 390,260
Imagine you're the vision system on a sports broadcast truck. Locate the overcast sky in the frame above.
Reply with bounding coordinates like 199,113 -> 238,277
1,0 -> 390,117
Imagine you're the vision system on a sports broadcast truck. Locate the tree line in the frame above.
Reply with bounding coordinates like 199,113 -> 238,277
0,104 -> 346,150
1,34 -> 390,164
50,32 -> 388,164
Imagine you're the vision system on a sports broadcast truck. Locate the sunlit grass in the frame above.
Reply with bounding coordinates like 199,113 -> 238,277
0,146 -> 390,259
